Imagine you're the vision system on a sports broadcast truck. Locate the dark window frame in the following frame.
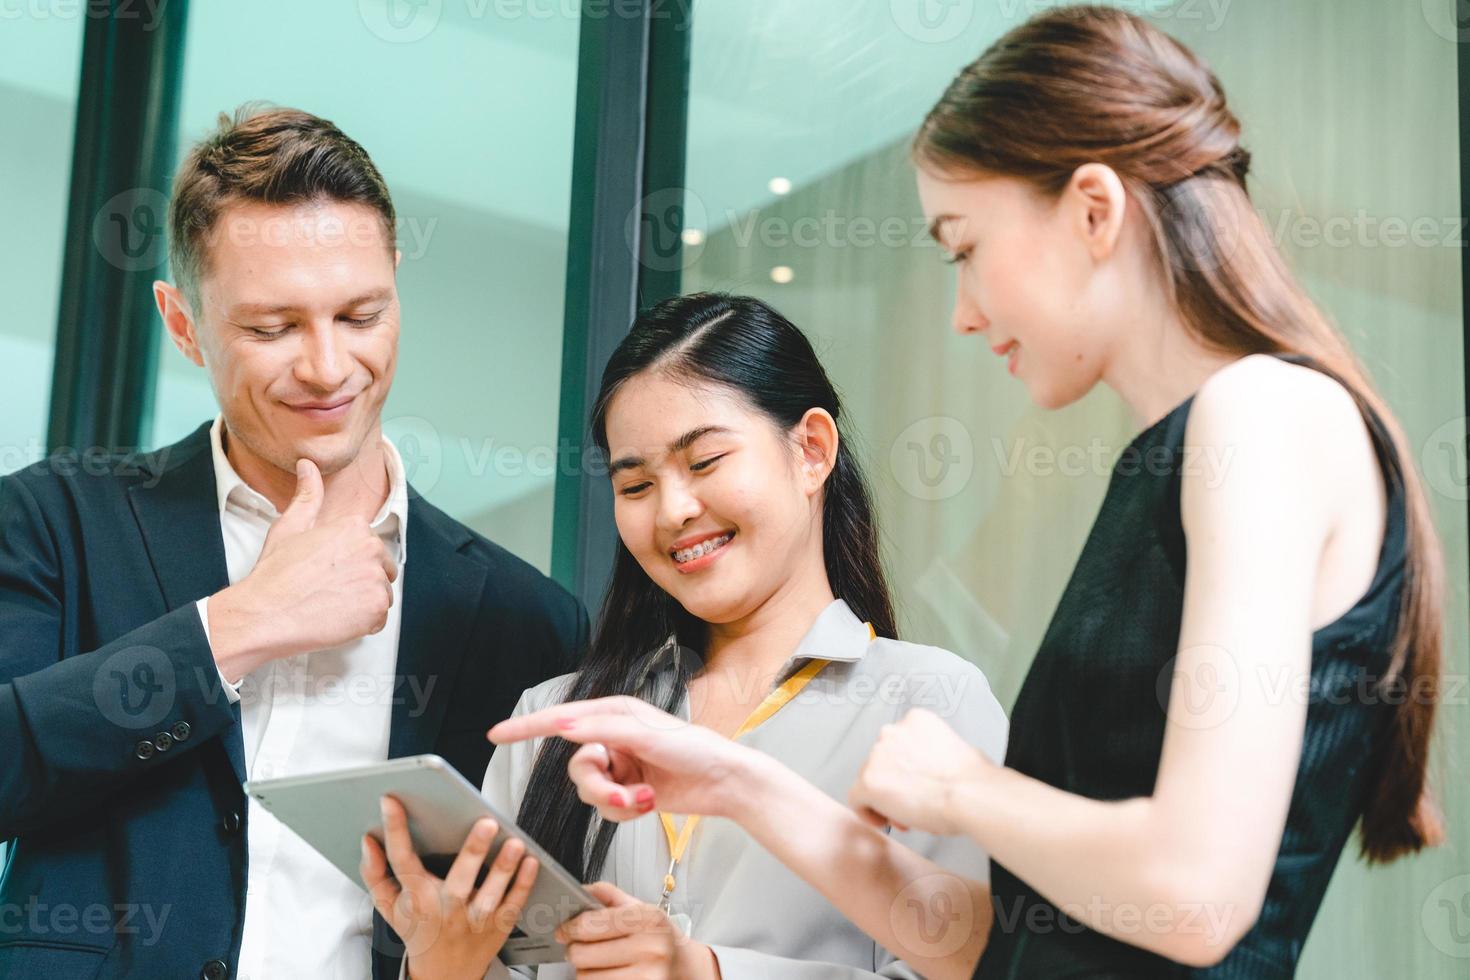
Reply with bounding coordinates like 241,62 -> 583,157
47,0 -> 189,455
550,0 -> 692,610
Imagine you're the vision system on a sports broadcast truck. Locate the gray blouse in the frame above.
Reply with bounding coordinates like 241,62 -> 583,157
481,599 -> 1009,979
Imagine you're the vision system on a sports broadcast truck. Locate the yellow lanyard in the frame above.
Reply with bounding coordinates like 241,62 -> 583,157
656,622 -> 876,914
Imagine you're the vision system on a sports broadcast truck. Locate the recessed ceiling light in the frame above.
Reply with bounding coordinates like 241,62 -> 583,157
770,266 -> 795,284
681,229 -> 705,246
768,177 -> 793,196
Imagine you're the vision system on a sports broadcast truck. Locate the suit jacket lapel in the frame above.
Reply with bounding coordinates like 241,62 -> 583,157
125,435 -> 488,780
126,422 -> 246,784
388,492 -> 487,760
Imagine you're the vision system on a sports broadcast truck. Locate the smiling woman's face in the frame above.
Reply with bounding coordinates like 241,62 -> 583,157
916,165 -> 1127,410
604,371 -> 828,626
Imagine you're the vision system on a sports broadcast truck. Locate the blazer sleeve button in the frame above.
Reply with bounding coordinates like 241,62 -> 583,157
134,740 -> 156,761
172,721 -> 192,742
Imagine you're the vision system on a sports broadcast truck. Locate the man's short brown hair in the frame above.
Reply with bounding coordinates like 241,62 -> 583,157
168,104 -> 397,306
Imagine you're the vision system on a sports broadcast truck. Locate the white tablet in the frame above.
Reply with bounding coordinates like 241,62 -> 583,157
244,754 -> 602,965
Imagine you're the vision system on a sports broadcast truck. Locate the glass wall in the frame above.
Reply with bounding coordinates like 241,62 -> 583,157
0,0 -> 85,875
0,12 -> 84,473
680,1 -> 1467,976
146,0 -> 582,573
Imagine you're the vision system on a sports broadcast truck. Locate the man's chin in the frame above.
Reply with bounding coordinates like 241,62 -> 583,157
276,428 -> 372,478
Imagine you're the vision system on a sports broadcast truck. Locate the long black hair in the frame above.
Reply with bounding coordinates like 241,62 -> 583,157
514,292 -> 897,881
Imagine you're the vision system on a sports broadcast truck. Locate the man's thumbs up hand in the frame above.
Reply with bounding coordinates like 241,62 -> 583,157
207,458 -> 398,683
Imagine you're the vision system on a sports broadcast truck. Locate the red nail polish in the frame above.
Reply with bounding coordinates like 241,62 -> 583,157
609,792 -> 626,807
635,788 -> 654,805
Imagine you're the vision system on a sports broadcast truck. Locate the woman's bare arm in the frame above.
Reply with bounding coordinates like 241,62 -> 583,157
489,703 -> 989,980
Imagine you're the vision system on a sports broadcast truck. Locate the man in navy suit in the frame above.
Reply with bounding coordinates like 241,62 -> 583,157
0,105 -> 588,980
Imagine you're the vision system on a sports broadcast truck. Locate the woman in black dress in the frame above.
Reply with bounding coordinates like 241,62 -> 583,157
491,7 -> 1446,978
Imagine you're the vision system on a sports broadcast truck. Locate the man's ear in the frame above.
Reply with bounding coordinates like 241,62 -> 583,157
153,281 -> 205,367
795,408 -> 840,496
1065,162 -> 1128,261
394,249 -> 402,270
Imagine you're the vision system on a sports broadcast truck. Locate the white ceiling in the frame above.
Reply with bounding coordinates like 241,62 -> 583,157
0,0 -> 1082,230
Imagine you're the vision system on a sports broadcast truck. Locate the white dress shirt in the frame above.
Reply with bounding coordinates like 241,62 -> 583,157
195,416 -> 410,980
480,599 -> 1010,980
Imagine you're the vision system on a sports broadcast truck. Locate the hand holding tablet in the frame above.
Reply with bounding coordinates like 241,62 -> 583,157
362,794 -> 537,979
244,755 -> 603,966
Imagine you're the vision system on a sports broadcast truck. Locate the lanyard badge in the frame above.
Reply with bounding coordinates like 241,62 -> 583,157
654,621 -> 876,932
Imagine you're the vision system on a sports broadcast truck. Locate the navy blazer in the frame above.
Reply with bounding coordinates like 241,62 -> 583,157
0,422 -> 589,980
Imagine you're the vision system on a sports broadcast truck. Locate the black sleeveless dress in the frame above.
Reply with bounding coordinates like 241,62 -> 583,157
974,357 -> 1408,979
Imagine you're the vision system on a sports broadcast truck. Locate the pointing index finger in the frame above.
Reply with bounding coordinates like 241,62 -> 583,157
488,696 -> 645,744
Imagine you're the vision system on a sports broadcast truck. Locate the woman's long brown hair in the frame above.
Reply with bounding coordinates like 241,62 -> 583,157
915,5 -> 1444,862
